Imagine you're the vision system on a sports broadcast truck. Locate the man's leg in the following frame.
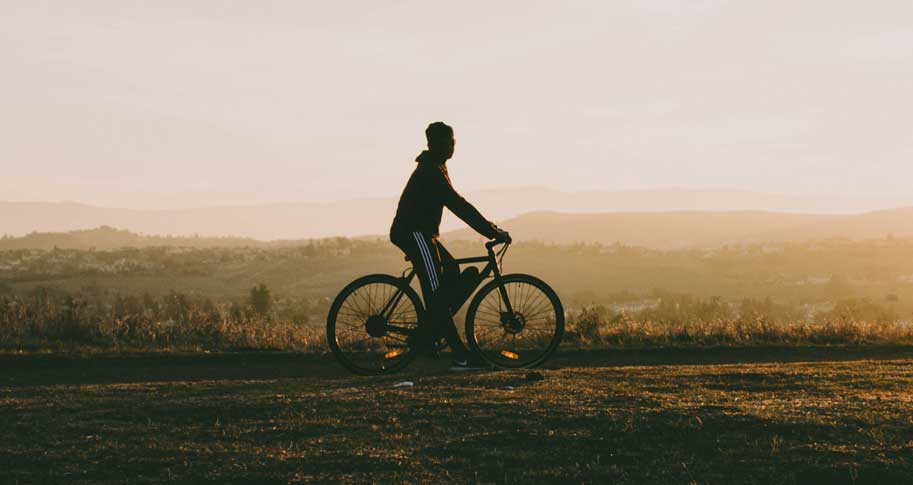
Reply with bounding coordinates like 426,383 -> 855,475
402,232 -> 470,357
391,233 -> 435,347
435,240 -> 460,288
430,239 -> 471,356
392,232 -> 466,356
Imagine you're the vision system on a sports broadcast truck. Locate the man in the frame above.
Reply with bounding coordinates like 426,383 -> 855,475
390,121 -> 510,371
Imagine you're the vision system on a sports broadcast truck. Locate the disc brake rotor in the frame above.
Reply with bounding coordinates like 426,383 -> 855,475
500,312 -> 526,334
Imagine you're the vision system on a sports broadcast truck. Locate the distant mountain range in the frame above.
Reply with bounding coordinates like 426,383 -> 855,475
0,226 -> 269,251
3,207 -> 913,251
445,208 -> 913,249
1,187 -> 910,240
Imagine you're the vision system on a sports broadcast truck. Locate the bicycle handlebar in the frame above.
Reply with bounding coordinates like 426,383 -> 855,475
485,238 -> 510,250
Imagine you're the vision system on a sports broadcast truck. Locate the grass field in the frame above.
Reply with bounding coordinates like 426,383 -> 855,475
3,348 -> 913,484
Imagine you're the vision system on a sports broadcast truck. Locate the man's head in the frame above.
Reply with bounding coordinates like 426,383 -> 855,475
425,121 -> 455,160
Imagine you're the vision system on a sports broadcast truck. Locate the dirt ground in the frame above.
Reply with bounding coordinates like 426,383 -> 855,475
2,347 -> 913,484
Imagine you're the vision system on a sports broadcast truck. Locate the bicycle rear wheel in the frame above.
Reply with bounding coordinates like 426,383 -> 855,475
465,274 -> 564,369
326,274 -> 424,375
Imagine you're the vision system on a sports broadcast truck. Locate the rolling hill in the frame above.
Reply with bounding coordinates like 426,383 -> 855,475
444,208 -> 913,249
1,188 -> 909,240
3,207 -> 913,251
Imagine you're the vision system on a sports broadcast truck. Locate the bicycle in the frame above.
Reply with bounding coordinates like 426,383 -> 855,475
326,239 -> 564,375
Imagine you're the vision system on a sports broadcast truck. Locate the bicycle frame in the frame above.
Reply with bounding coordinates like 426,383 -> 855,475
379,241 -> 514,322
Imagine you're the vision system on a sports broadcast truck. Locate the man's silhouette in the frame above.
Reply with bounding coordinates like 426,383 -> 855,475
390,121 -> 510,370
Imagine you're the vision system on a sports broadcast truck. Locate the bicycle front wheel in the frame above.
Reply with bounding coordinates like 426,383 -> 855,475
465,274 -> 564,369
326,274 -> 424,375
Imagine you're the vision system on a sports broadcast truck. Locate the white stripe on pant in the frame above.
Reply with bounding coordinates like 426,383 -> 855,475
413,231 -> 439,291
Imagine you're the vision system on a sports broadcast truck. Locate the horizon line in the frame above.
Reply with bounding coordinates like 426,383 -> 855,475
1,185 -> 911,211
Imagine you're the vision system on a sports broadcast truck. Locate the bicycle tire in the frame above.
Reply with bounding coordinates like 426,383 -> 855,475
326,274 -> 425,375
465,273 -> 564,369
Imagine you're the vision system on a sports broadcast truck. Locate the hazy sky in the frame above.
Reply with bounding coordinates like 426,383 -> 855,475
2,1 -> 912,208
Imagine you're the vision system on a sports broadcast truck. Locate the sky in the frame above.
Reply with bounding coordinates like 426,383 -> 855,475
2,1 -> 912,208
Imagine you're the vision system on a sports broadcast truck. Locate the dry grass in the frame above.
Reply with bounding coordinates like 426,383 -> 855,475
565,306 -> 913,348
3,292 -> 913,354
0,292 -> 324,353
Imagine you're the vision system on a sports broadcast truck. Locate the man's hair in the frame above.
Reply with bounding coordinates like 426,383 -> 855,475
425,121 -> 454,147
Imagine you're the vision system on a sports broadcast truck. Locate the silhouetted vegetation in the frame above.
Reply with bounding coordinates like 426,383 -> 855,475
0,288 -> 321,352
3,231 -> 913,351
249,283 -> 273,316
565,298 -> 911,348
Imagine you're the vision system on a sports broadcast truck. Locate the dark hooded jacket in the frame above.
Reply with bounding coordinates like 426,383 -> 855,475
390,150 -> 499,240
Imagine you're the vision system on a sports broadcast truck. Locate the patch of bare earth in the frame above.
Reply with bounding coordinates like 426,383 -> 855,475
1,350 -> 912,483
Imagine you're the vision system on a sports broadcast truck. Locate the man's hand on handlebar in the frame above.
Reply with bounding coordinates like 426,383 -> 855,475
493,229 -> 511,244
485,230 -> 511,252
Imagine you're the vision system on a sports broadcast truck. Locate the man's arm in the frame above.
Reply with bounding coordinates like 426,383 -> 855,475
437,169 -> 501,239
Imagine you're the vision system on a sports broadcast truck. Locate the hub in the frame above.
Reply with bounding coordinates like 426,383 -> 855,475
365,314 -> 388,338
500,311 -> 527,334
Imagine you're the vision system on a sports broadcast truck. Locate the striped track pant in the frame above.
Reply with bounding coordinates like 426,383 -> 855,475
390,231 -> 466,352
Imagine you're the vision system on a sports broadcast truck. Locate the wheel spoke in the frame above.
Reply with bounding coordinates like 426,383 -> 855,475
467,277 -> 563,368
330,278 -> 424,374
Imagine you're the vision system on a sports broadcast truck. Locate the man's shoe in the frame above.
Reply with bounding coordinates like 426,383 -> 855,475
449,356 -> 493,372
